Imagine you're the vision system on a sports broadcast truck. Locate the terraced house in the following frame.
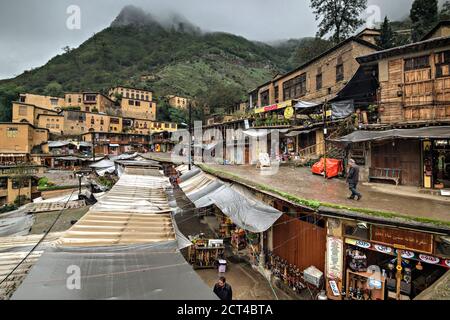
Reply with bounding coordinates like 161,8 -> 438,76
337,21 -> 450,189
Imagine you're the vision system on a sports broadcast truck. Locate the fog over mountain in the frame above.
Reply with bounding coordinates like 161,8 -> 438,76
0,0 -> 439,79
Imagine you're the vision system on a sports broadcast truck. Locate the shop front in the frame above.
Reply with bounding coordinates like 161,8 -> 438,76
325,218 -> 449,300
423,139 -> 450,189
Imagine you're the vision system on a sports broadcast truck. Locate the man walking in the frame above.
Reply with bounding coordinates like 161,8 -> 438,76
213,276 -> 233,300
346,159 -> 362,201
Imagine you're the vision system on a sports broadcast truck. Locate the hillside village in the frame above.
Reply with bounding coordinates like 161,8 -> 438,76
0,1 -> 449,304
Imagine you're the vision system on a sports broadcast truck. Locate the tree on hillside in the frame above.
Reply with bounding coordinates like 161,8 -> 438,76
310,0 -> 368,43
377,17 -> 396,49
44,81 -> 64,97
440,1 -> 450,21
0,84 -> 25,122
410,0 -> 438,42
195,82 -> 243,116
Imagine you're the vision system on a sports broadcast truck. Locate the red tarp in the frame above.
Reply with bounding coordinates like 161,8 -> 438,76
311,158 -> 343,179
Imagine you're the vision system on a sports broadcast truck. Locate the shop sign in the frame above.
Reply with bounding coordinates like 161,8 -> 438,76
254,100 -> 293,114
328,280 -> 340,296
326,237 -> 343,279
395,250 -> 415,259
371,226 -> 433,254
347,238 -> 449,269
374,244 -> 392,254
284,106 -> 294,120
346,238 -> 371,249
419,254 -> 440,264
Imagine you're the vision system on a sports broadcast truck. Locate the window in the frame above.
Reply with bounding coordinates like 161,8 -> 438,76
171,123 -> 176,128
0,177 -> 7,189
283,73 -> 307,100
78,97 -> 82,103
336,58 -> 344,82
110,117 -> 120,124
100,119 -> 104,125
50,98 -> 58,106
135,101 -> 141,106
145,95 -> 149,101
68,97 -> 72,103
316,68 -> 323,90
85,106 -> 90,112
12,178 -> 29,189
6,127 -> 18,138
19,106 -> 28,116
129,100 -> 134,106
435,51 -> 450,77
84,94 -> 97,102
126,92 -> 129,98
404,55 -> 430,71
274,85 -> 279,102
260,90 -> 270,106
90,118 -> 94,125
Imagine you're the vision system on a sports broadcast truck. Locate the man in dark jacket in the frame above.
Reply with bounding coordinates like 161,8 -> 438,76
346,159 -> 362,201
213,276 -> 233,300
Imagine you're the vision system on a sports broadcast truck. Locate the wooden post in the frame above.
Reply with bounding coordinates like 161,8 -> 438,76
394,246 -> 404,300
323,100 -> 328,179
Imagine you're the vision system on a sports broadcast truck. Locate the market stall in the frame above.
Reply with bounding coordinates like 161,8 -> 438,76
188,235 -> 225,269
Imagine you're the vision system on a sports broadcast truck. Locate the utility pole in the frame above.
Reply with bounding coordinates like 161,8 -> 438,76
91,132 -> 96,160
188,101 -> 192,170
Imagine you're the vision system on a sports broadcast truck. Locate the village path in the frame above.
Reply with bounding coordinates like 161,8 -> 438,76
142,152 -> 450,223
205,164 -> 450,223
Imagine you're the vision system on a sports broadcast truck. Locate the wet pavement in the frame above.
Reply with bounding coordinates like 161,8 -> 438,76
143,152 -> 450,223
172,186 -> 292,300
204,164 -> 450,223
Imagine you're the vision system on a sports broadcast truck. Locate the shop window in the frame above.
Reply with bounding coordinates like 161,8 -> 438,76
344,223 -> 369,240
0,177 -> 7,189
283,73 -> 307,100
404,55 -> 430,71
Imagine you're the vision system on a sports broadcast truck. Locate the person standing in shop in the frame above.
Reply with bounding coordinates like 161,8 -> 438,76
346,159 -> 362,201
213,276 -> 233,300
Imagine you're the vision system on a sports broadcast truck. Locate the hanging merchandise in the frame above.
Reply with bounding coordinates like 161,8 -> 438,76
231,229 -> 247,250
347,248 -> 367,272
265,252 -> 306,292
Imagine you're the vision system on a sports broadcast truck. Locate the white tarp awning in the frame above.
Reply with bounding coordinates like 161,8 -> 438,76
178,167 -> 282,232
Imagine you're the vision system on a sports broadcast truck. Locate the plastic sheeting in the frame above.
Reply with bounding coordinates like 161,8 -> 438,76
178,168 -> 282,233
331,100 -> 354,120
89,159 -> 115,168
0,215 -> 34,237
294,100 -> 320,109
333,126 -> 450,144
11,241 -> 217,300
